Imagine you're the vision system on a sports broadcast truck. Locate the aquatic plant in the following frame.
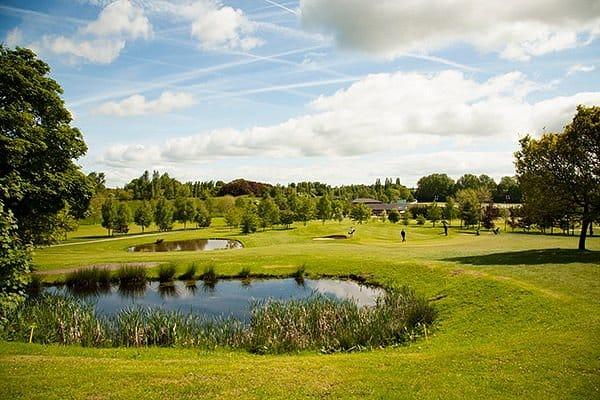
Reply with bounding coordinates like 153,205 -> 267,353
157,263 -> 177,283
179,263 -> 197,280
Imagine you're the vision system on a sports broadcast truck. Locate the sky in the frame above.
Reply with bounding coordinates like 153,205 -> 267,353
1,0 -> 599,187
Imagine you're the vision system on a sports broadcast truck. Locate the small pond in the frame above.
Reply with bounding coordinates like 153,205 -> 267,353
128,238 -> 242,252
46,278 -> 383,320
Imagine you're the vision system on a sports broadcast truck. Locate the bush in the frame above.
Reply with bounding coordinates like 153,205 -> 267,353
157,263 -> 176,283
416,215 -> 426,225
116,266 -> 147,288
179,263 -> 197,280
65,267 -> 111,293
201,265 -> 218,284
238,267 -> 251,278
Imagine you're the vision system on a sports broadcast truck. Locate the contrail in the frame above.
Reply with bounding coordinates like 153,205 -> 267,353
262,0 -> 299,16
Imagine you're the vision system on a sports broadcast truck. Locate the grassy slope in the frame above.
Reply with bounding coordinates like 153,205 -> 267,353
1,219 -> 599,399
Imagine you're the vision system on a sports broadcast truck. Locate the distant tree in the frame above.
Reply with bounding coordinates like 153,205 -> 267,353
174,197 -> 196,229
0,46 -> 93,244
193,203 -> 211,228
402,209 -> 411,226
240,204 -> 259,234
415,174 -> 455,202
416,215 -> 426,225
279,209 -> 295,229
456,189 -> 489,228
154,198 -> 174,231
379,210 -> 388,223
316,196 -> 332,224
498,207 -> 509,231
134,201 -> 153,232
350,203 -> 371,224
332,200 -> 345,223
481,203 -> 499,230
87,172 -> 106,193
494,176 -> 522,203
515,105 -> 600,250
0,201 -> 31,316
101,197 -> 117,236
224,206 -> 241,229
388,209 -> 400,223
54,206 -> 79,240
443,198 -> 456,226
427,203 -> 442,227
114,203 -> 132,234
295,197 -> 315,225
257,197 -> 280,229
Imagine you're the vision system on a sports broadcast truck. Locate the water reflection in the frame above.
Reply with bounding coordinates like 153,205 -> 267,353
128,238 -> 243,252
46,278 -> 383,321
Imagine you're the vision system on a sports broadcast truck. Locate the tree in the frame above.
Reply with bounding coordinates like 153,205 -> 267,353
316,196 -> 332,224
295,196 -> 315,225
134,201 -> 153,232
455,189 -> 489,228
0,201 -> 31,317
494,176 -> 522,203
279,209 -> 295,229
224,206 -> 241,229
415,174 -> 455,202
0,46 -> 93,244
332,200 -> 345,223
101,198 -> 117,236
416,215 -> 426,225
114,203 -> 132,234
481,203 -> 499,230
350,203 -> 371,224
54,206 -> 79,240
154,198 -> 174,231
240,204 -> 259,234
515,105 -> 600,250
443,198 -> 456,226
388,209 -> 400,223
193,203 -> 211,228
427,203 -> 442,227
257,197 -> 280,229
174,197 -> 196,229
402,209 -> 411,226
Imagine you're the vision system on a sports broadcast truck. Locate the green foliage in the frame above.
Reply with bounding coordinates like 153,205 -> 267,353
443,198 -> 456,223
455,188 -> 490,228
350,203 -> 372,224
201,265 -> 218,284
257,196 -> 280,229
238,267 -> 251,278
402,209 -> 411,226
101,197 -> 117,236
481,204 -> 500,230
294,196 -> 315,225
174,197 -> 196,229
279,209 -> 295,228
179,263 -> 197,280
0,46 -> 93,244
240,204 -> 259,234
0,202 -> 31,318
133,201 -> 153,232
65,267 -> 111,292
332,199 -> 345,223
427,203 -> 442,227
158,263 -> 177,283
153,198 -> 174,231
316,196 -> 333,224
416,215 -> 426,225
114,203 -> 131,234
415,174 -> 455,202
193,202 -> 211,228
116,266 -> 147,288
224,206 -> 241,229
388,209 -> 400,223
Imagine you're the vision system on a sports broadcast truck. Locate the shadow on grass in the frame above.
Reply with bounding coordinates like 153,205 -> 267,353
445,248 -> 600,266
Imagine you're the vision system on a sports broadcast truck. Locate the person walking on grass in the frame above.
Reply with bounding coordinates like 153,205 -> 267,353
401,229 -> 406,242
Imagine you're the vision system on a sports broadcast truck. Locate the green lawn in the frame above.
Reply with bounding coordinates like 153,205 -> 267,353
2,219 -> 599,399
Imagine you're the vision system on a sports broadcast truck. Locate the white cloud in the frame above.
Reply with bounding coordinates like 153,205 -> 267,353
300,0 -> 600,61
5,27 -> 23,47
567,63 -> 596,76
81,0 -> 152,39
39,35 -> 125,64
96,91 -> 195,116
101,70 -> 600,171
34,0 -> 151,63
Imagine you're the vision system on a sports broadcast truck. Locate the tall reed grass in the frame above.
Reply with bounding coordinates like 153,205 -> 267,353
2,287 -> 435,353
157,263 -> 176,283
65,267 -> 111,294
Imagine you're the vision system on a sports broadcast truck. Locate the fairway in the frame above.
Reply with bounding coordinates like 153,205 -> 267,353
2,220 -> 599,399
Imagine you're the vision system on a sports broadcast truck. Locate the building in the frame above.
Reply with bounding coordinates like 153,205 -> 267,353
351,198 -> 408,216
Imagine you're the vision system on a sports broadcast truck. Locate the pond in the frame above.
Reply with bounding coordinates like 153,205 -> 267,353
46,278 -> 383,320
127,238 -> 242,252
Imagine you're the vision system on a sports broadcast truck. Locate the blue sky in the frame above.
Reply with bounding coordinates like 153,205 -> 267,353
2,0 -> 599,186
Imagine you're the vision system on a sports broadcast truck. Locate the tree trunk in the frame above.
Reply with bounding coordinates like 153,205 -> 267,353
590,223 -> 594,237
579,218 -> 589,251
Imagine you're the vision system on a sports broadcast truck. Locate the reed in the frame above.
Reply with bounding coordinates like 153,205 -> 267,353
157,263 -> 177,283
65,267 -> 111,293
201,265 -> 218,284
116,265 -> 147,288
179,263 -> 197,280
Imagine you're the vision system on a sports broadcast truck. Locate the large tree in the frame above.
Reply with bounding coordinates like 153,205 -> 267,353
415,174 -> 455,202
515,105 -> 600,250
0,46 -> 93,244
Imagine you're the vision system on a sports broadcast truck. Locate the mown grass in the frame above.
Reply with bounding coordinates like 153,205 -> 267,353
2,219 -> 599,399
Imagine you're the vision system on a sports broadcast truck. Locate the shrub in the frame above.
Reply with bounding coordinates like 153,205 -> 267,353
116,266 -> 147,288
157,263 -> 176,283
238,267 -> 251,278
179,263 -> 197,280
201,265 -> 218,284
416,215 -> 426,225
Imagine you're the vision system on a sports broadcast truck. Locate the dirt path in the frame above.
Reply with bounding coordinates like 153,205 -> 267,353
35,262 -> 161,275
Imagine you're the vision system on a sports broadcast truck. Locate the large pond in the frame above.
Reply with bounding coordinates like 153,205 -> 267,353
46,278 -> 383,320
128,238 -> 242,252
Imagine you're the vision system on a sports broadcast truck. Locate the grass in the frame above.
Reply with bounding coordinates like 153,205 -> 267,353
201,264 -> 218,284
116,265 -> 147,288
1,218 -> 599,399
157,263 -> 177,283
64,267 -> 111,293
1,288 -> 434,353
179,262 -> 197,280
